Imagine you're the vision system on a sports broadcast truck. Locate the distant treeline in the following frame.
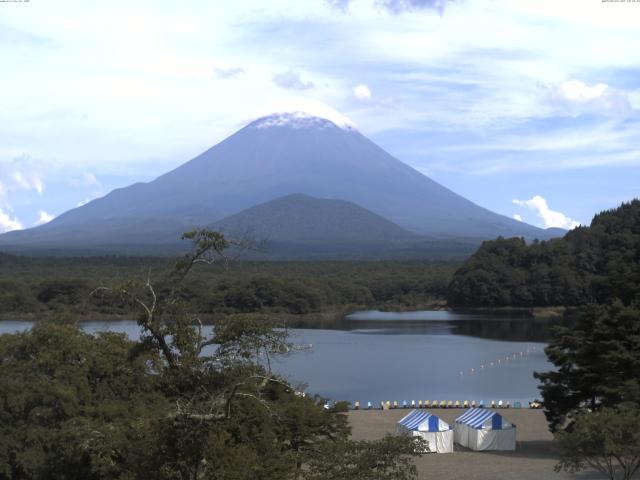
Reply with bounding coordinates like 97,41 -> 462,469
448,200 -> 640,307
0,256 -> 456,319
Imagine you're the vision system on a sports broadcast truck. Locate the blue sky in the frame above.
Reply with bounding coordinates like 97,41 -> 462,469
1,0 -> 639,232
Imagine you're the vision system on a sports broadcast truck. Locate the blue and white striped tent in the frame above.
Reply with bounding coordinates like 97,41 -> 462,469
454,408 -> 516,451
396,410 -> 454,453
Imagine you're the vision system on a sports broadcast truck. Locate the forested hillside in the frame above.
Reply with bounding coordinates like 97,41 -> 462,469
447,200 -> 640,307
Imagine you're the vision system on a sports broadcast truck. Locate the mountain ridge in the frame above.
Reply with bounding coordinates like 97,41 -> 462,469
211,193 -> 416,243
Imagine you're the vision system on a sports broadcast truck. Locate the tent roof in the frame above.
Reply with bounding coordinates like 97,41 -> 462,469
397,410 -> 450,432
455,408 -> 513,430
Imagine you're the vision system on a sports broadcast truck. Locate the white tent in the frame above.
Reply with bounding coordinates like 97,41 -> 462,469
454,408 -> 516,451
395,410 -> 454,453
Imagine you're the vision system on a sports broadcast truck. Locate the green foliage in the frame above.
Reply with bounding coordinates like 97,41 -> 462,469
0,230 -> 421,479
448,199 -> 640,307
534,301 -> 640,432
555,403 -> 640,480
305,435 -> 422,480
0,321 -> 165,479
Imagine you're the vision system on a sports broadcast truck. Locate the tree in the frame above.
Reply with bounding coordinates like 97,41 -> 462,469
555,404 -> 640,480
0,322 -> 165,480
534,301 -> 640,431
0,229 -> 421,480
122,229 -> 421,479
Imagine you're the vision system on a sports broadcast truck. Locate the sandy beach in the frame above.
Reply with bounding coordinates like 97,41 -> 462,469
348,409 -> 608,480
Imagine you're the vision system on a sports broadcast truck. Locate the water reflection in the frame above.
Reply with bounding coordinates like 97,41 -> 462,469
287,309 -> 566,343
0,311 -> 559,403
276,310 -> 559,401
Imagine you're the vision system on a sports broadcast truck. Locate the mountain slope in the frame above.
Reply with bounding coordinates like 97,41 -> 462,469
209,193 -> 428,259
0,111 -> 561,255
211,194 -> 481,259
212,193 -> 415,243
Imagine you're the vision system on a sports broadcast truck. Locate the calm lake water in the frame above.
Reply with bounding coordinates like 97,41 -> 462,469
0,310 -> 555,405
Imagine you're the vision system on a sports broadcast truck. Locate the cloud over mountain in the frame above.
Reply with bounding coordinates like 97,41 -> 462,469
3,1 -> 638,229
513,195 -> 580,230
273,71 -> 315,90
542,79 -> 632,117
34,210 -> 54,226
0,208 -> 22,233
353,84 -> 372,100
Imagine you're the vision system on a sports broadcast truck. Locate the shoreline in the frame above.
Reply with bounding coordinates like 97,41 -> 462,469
0,303 -> 569,324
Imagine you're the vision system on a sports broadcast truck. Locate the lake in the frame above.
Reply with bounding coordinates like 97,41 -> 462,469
0,310 -> 555,405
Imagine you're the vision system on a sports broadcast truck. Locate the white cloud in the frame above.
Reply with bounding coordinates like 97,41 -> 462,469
10,170 -> 44,194
543,79 -> 632,117
513,214 -> 522,222
70,172 -> 100,187
213,66 -> 245,79
0,208 -> 22,233
325,0 -> 352,12
354,84 -> 372,100
376,0 -> 456,14
555,80 -> 608,102
513,195 -> 580,230
34,210 -> 54,226
272,71 -> 315,90
0,156 -> 46,196
326,0 -> 457,14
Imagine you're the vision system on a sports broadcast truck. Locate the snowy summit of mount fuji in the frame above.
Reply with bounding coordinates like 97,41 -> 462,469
247,99 -> 358,131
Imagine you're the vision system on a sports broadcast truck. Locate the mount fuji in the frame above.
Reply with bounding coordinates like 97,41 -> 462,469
0,108 -> 561,257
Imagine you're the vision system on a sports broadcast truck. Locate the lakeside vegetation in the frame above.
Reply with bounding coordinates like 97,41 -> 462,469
0,255 -> 456,321
0,230 -> 423,480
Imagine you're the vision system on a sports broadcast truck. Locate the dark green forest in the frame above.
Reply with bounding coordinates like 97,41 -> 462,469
448,199 -> 640,307
0,231 -> 421,480
0,255 -> 455,320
